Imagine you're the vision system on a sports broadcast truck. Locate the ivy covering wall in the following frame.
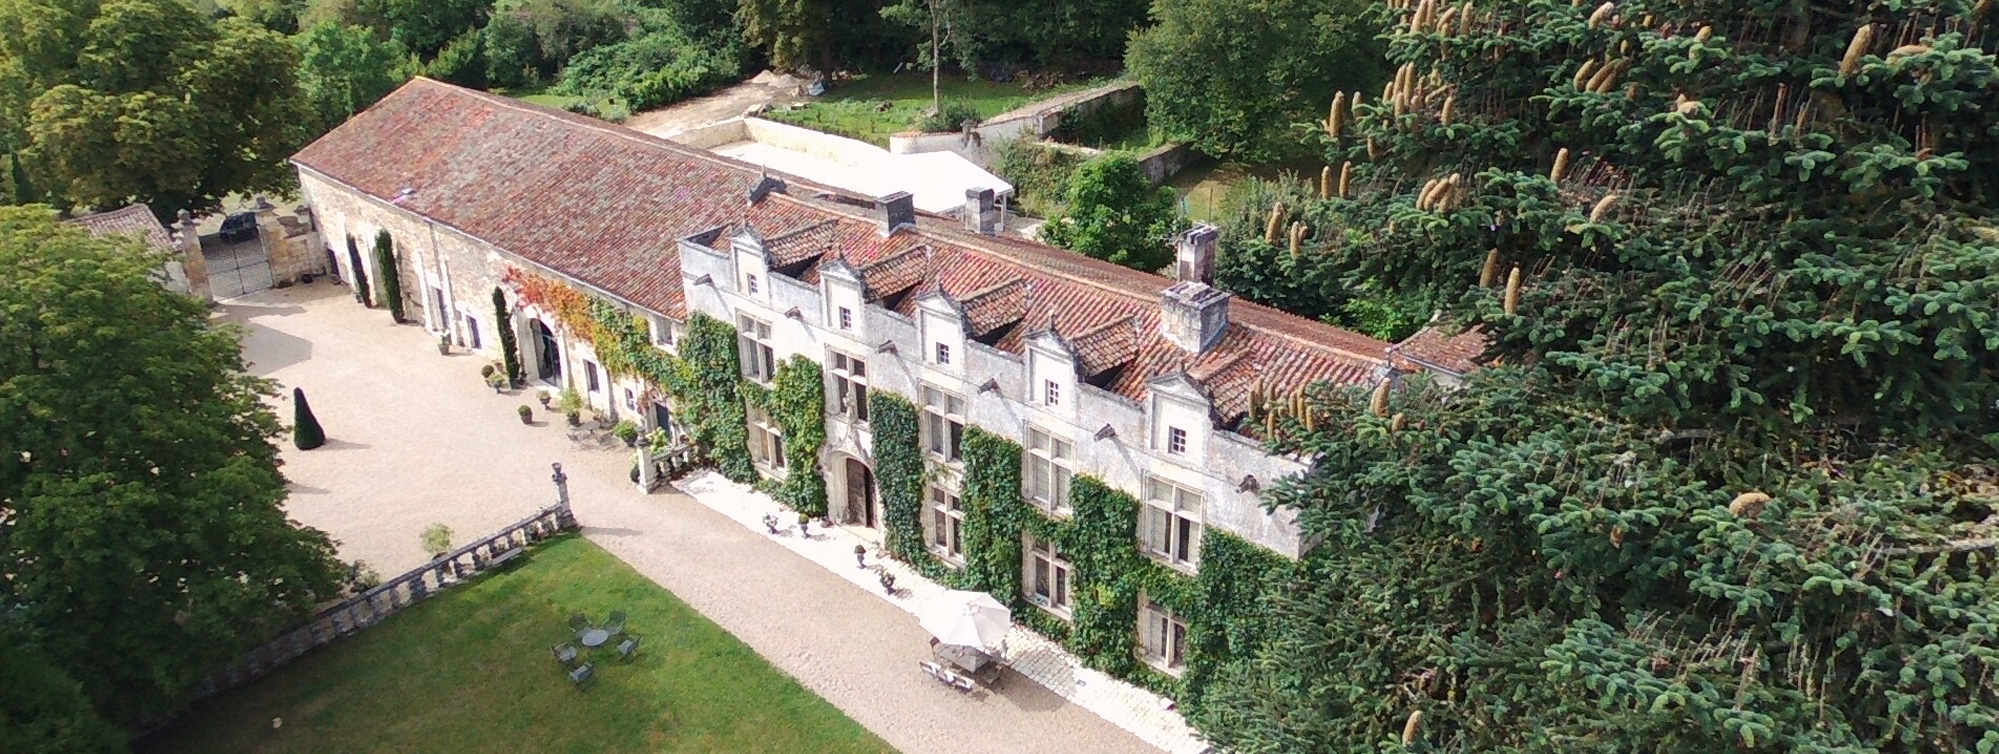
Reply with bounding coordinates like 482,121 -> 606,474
744,355 -> 827,516
672,314 -> 753,483
871,391 -> 927,563
863,402 -> 1294,721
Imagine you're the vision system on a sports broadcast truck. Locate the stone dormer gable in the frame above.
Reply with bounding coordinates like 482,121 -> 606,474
729,225 -> 773,266
819,254 -> 862,286
913,285 -> 968,326
1025,329 -> 1081,375
1148,371 -> 1217,426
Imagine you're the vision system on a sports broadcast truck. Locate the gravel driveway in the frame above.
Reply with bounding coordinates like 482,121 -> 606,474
229,283 -> 1162,754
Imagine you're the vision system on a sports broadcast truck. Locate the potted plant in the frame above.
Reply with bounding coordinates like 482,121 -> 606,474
487,372 -> 507,393
762,513 -> 781,535
629,460 -> 641,483
558,388 -> 584,426
854,544 -> 867,569
612,420 -> 639,447
877,569 -> 897,596
437,332 -> 451,355
538,390 -> 554,409
645,427 -> 669,449
480,364 -> 495,381
420,523 -> 453,561
517,405 -> 533,424
796,511 -> 811,538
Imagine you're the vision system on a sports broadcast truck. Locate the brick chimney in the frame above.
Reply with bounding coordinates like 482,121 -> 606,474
877,191 -> 915,236
964,187 -> 998,235
1174,223 -> 1218,285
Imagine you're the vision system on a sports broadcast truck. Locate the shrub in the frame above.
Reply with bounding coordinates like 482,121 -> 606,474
292,387 -> 326,450
518,404 -> 533,420
557,26 -> 740,111
612,420 -> 638,440
419,523 -> 453,559
557,387 -> 584,416
480,364 -> 496,379
990,135 -> 1084,217
373,230 -> 403,323
425,29 -> 487,90
914,100 -> 982,133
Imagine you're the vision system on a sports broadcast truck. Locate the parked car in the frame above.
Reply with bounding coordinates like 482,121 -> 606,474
218,212 -> 259,243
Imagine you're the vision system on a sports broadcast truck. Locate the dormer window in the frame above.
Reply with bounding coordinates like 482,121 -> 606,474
934,342 -> 952,365
1043,380 -> 1061,407
745,273 -> 760,295
838,306 -> 853,330
1167,427 -> 1188,455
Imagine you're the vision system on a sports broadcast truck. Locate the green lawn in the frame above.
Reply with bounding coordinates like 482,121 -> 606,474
765,72 -> 1103,147
138,536 -> 894,754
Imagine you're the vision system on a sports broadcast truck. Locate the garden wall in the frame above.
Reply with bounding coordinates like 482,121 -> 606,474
888,80 -> 1143,167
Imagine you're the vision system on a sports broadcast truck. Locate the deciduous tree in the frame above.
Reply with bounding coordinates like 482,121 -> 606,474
0,0 -> 309,215
1039,152 -> 1181,271
295,21 -> 414,133
0,206 -> 344,721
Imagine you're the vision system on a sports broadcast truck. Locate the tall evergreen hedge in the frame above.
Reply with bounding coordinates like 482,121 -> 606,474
292,387 -> 325,450
373,230 -> 402,323
492,287 -> 522,387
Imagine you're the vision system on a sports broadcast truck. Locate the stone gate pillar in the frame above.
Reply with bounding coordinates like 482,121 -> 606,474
173,209 -> 213,304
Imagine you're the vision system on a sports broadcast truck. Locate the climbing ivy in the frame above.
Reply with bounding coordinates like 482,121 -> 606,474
959,428 -> 1024,598
675,313 -> 753,483
744,355 -> 827,516
871,391 -> 927,564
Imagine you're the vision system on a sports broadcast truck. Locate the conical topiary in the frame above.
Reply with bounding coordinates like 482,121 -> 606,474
293,387 -> 326,450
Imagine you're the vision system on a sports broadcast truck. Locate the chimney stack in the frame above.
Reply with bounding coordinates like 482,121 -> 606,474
964,187 -> 999,235
876,191 -> 916,236
1161,282 -> 1230,354
1174,223 -> 1218,285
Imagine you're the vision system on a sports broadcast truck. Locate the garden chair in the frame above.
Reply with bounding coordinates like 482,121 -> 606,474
616,635 -> 641,663
604,610 -> 627,637
568,662 -> 594,688
551,643 -> 578,665
568,613 -> 590,638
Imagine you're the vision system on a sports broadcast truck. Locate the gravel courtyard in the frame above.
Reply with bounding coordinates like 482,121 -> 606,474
226,283 -> 1160,754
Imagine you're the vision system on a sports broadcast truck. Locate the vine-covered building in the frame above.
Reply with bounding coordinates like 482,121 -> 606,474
294,78 -> 1445,691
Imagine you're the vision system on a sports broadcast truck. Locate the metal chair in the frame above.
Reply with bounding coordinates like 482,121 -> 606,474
604,610 -> 627,636
616,635 -> 641,662
551,643 -> 578,665
568,662 -> 594,688
567,613 -> 590,638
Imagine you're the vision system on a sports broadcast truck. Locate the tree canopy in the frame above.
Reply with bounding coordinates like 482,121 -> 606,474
1196,1 -> 1999,750
0,0 -> 309,214
1038,152 -> 1182,272
294,21 -> 414,133
1127,0 -> 1386,162
0,206 -> 345,722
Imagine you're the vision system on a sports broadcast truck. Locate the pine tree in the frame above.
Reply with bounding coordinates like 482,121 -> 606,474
374,230 -> 403,323
1196,2 -> 1999,751
492,286 -> 523,387
346,238 -> 371,307
292,387 -> 325,450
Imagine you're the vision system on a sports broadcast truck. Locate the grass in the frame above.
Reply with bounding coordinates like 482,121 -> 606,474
503,87 -> 627,121
137,536 -> 894,754
1167,159 -> 1317,224
765,71 -> 1104,147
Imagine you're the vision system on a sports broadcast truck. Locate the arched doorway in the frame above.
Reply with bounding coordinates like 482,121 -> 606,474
842,457 -> 877,529
531,319 -> 561,382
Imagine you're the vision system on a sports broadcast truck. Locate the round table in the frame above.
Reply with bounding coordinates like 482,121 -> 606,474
580,629 -> 611,648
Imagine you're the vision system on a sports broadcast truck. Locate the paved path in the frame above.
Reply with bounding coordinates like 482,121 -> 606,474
230,283 -> 1163,754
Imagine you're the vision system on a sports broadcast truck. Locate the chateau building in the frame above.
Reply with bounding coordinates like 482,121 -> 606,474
294,78 -> 1461,682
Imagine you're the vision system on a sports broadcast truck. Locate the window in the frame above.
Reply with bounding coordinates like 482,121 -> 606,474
1024,427 -> 1074,512
463,313 -> 481,349
927,485 -> 964,561
430,287 -> 447,324
651,315 -> 673,346
1044,380 -> 1061,407
829,350 -> 869,423
737,315 -> 776,383
1139,596 -> 1188,674
838,306 -> 853,331
747,402 -> 786,470
922,386 -> 966,463
1025,536 -> 1072,615
584,361 -> 601,393
623,388 -> 637,411
1167,427 -> 1188,455
934,342 -> 952,365
745,273 -> 760,295
1142,477 -> 1203,569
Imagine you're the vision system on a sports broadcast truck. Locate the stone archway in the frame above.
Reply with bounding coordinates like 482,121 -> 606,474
840,456 -> 877,529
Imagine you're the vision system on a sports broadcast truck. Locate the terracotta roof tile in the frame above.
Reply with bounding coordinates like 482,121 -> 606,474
1391,325 -> 1487,376
66,204 -> 173,252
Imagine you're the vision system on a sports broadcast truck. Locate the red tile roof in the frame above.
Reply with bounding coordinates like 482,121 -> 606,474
1390,326 -> 1487,376
293,79 -> 1398,432
66,204 -> 173,252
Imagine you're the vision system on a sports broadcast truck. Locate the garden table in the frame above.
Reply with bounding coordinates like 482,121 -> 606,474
580,628 -> 611,648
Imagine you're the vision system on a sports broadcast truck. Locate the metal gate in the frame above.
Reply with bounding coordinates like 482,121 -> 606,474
203,234 -> 273,300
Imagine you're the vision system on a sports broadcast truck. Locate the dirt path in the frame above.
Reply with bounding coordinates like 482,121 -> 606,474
231,283 -> 1162,754
625,72 -> 805,138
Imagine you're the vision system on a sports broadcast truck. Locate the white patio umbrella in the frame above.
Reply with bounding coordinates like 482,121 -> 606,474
920,590 -> 1012,652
